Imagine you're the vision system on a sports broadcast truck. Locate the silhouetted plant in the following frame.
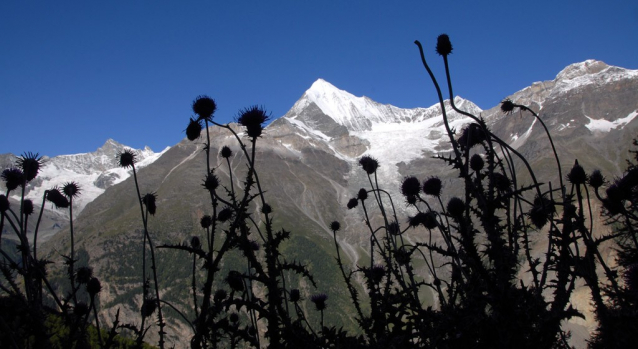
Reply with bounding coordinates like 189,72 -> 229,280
2,33 -> 636,349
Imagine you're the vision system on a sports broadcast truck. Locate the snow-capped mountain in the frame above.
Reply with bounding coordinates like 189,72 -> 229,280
1,139 -> 168,231
32,60 -> 638,348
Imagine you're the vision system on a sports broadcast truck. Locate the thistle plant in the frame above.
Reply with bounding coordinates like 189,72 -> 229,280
330,34 -> 637,349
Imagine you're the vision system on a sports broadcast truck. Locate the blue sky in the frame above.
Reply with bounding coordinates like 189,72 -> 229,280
1,1 -> 637,157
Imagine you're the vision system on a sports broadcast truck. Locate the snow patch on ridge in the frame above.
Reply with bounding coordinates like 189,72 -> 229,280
585,110 -> 638,133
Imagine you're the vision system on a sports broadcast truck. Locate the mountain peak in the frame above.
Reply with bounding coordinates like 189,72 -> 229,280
555,60 -> 609,81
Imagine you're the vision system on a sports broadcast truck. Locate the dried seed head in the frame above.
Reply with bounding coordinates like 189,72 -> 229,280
446,197 -> 465,217
62,181 -> 82,199
186,117 -> 203,141
528,195 -> 556,229
214,289 -> 228,302
589,170 -> 605,189
141,298 -> 157,318
261,203 -> 272,214
436,34 -> 453,56
192,95 -> 217,121
567,160 -> 587,185
76,267 -> 93,284
17,152 -> 43,182
347,198 -> 358,209
217,207 -> 233,222
229,313 -> 239,323
202,171 -> 219,192
458,124 -> 487,150
330,221 -> 340,232
142,193 -> 157,215
368,265 -> 385,283
2,168 -> 25,192
470,154 -> 484,172
310,293 -> 328,311
46,188 -> 69,209
117,149 -> 137,168
289,289 -> 301,302
226,271 -> 244,292
491,172 -> 512,193
191,236 -> 201,249
359,156 -> 379,174
387,221 -> 400,235
401,176 -> 421,197
237,106 -> 270,138
501,99 -> 515,114
422,177 -> 442,197
86,277 -> 102,296
200,215 -> 213,228
220,146 -> 232,158
23,199 -> 34,216
357,188 -> 368,201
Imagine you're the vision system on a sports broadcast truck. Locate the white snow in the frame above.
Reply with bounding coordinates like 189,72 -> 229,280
9,143 -> 169,214
585,110 -> 638,132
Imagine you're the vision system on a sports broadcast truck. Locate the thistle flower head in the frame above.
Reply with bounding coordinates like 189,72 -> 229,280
217,207 -> 233,222
330,221 -> 340,232
2,168 -> 25,192
226,271 -> 245,292
387,221 -> 400,235
422,177 -> 442,197
202,170 -> 219,192
141,298 -> 157,318
446,197 -> 465,217
192,95 -> 217,121
229,313 -> 239,323
470,154 -> 484,172
186,117 -> 203,141
310,293 -> 328,311
261,203 -> 272,214
401,176 -> 421,197
76,266 -> 93,284
491,172 -> 512,193
289,289 -> 301,302
142,192 -> 157,215
589,170 -> 605,189
347,198 -> 358,209
368,265 -> 385,283
528,195 -> 556,229
237,106 -> 270,138
567,160 -> 587,185
501,99 -> 516,114
200,215 -> 213,228
17,152 -> 43,182
117,149 -> 136,168
62,181 -> 81,199
458,124 -> 487,150
46,188 -> 69,209
190,236 -> 201,249
436,34 -> 453,56
359,155 -> 379,174
220,146 -> 233,158
23,199 -> 34,216
357,188 -> 368,201
214,289 -> 228,302
86,277 -> 102,296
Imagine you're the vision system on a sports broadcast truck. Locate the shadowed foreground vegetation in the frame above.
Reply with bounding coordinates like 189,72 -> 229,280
1,35 -> 637,348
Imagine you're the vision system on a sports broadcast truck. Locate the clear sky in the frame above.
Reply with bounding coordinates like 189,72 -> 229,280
1,1 -> 637,157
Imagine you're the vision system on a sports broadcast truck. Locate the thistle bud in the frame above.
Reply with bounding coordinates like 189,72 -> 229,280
436,34 -> 453,56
